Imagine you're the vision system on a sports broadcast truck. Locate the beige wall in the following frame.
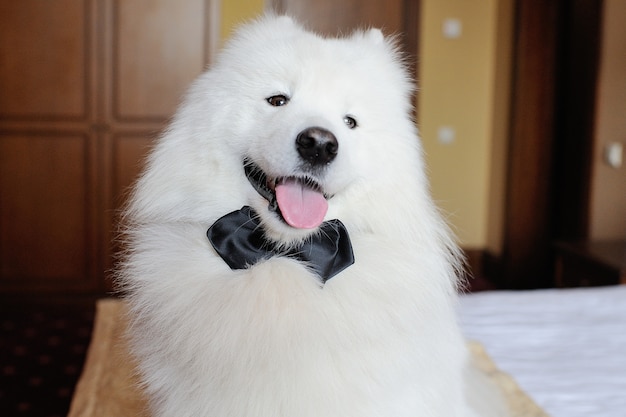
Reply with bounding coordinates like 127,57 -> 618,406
418,0 -> 513,249
220,0 -> 265,40
590,0 -> 626,240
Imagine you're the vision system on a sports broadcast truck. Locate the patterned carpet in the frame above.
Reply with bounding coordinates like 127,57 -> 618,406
0,300 -> 95,417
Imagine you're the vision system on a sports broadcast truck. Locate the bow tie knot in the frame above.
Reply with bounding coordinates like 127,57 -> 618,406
207,206 -> 354,282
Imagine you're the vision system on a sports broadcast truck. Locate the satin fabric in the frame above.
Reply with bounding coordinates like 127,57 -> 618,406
206,206 -> 354,282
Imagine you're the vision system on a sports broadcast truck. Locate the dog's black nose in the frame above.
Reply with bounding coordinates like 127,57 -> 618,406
295,127 -> 338,166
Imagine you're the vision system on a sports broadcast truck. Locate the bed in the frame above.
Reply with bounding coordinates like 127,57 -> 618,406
459,284 -> 626,417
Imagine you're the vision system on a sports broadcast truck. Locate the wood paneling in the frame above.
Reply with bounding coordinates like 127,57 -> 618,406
0,0 -> 89,120
501,0 -> 561,288
112,0 -> 211,121
99,133 -> 154,287
0,0 -> 96,294
495,0 -> 605,289
0,1 -> 217,295
0,133 -> 93,285
111,134 -> 153,207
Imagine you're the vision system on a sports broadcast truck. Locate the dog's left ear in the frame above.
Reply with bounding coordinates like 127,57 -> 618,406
365,28 -> 384,45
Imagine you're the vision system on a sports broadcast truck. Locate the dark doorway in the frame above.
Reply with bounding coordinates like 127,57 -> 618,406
498,0 -> 603,288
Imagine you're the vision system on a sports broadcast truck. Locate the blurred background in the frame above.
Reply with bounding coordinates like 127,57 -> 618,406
2,0 -> 624,299
1,0 -> 625,293
0,1 -> 624,416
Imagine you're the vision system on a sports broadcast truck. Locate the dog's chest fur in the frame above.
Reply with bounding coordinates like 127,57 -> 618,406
127,225 -> 467,417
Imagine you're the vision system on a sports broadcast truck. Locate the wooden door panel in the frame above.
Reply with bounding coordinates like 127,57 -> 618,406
0,0 -> 89,120
278,0 -> 404,35
112,0 -> 210,121
0,0 -> 219,295
99,133 -> 153,286
111,134 -> 152,207
0,133 -> 92,284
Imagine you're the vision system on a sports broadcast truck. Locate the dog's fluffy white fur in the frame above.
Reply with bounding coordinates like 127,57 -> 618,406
120,15 -> 509,417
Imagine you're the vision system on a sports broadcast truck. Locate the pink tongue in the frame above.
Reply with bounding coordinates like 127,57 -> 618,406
275,179 -> 328,229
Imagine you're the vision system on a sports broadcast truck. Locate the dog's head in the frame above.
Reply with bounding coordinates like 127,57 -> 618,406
130,15 -> 428,246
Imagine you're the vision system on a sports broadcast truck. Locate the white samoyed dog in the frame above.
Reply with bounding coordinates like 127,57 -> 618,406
120,15 -> 509,417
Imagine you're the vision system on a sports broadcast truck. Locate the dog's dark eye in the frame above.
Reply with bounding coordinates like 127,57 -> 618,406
266,95 -> 289,107
343,115 -> 357,129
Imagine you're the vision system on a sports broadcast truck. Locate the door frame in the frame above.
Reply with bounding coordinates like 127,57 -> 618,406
497,0 -> 603,288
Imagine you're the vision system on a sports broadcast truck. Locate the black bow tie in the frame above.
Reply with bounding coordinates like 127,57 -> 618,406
207,206 -> 354,283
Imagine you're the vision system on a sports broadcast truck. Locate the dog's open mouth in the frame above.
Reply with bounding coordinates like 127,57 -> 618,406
244,159 -> 328,229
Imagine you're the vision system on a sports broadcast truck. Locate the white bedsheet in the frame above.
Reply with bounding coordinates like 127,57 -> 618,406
459,285 -> 626,417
